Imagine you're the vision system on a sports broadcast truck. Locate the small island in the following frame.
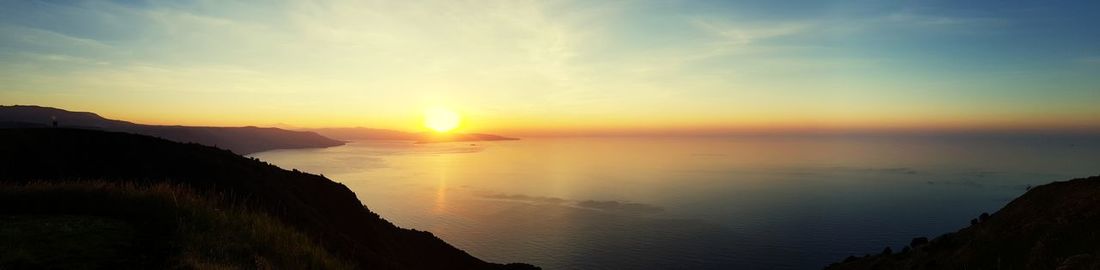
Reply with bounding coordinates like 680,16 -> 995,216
306,127 -> 520,144
414,132 -> 520,144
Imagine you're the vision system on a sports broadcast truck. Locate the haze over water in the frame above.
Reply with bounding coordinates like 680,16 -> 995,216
252,135 -> 1099,269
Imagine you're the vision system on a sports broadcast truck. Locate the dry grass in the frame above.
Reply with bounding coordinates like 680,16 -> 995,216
0,181 -> 355,270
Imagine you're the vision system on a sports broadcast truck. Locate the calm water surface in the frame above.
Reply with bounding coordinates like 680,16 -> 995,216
251,136 -> 1099,269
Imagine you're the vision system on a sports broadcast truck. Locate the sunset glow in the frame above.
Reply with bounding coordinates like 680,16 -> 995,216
0,1 -> 1098,135
424,108 -> 460,133
3,2 -> 1100,270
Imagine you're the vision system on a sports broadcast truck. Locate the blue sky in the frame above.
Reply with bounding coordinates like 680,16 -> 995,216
1,0 -> 1097,133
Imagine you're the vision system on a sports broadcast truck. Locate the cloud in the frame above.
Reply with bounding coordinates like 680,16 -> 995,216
0,0 -> 1094,131
691,18 -> 812,47
882,11 -> 1004,28
0,24 -> 114,52
1079,56 -> 1100,65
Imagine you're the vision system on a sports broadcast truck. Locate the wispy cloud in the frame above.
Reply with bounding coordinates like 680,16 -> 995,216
0,0 -> 1097,131
1079,56 -> 1100,65
882,11 -> 1005,28
691,18 -> 812,47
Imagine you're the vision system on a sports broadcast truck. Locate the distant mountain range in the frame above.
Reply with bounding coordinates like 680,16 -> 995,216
0,105 -> 519,154
0,105 -> 344,154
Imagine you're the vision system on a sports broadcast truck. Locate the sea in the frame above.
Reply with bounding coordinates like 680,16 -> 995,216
250,135 -> 1099,269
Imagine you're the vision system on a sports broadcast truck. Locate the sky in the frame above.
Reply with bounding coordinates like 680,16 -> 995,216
1,0 -> 1098,135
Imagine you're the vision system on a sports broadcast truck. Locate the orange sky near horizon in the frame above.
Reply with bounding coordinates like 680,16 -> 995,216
34,101 -> 1098,137
2,1 -> 1099,136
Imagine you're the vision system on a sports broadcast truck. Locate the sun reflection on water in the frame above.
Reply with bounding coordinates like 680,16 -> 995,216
431,154 -> 452,215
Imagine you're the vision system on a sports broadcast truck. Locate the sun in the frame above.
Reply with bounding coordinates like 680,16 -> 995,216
424,107 -> 461,132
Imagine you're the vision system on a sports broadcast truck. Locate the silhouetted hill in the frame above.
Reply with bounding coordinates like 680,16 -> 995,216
0,105 -> 344,154
826,175 -> 1100,270
0,128 -> 537,270
308,127 -> 519,143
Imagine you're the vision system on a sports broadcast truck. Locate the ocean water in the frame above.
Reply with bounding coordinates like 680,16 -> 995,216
250,135 -> 1099,269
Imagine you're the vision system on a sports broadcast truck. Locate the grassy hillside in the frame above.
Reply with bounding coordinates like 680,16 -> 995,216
0,128 -> 536,269
826,175 -> 1100,270
1,182 -> 353,269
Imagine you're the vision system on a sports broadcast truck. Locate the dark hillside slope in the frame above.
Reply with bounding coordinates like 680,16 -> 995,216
1,182 -> 355,269
0,105 -> 343,154
826,175 -> 1100,270
0,128 -> 534,270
